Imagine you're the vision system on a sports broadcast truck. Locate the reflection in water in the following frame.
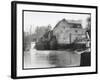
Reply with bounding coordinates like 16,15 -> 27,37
24,49 -> 80,69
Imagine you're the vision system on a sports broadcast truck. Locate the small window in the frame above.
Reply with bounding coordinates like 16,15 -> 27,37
75,30 -> 78,33
63,26 -> 65,29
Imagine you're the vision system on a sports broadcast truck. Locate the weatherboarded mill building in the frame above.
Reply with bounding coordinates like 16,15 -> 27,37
35,18 -> 88,50
53,18 -> 86,45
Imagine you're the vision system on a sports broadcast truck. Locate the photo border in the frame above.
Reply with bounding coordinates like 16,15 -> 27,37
11,1 -> 98,79
22,10 -> 91,70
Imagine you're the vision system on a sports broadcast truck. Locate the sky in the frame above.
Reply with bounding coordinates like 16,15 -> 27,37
24,11 -> 90,33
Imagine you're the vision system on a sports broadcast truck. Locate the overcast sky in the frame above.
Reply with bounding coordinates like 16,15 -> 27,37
24,11 -> 90,33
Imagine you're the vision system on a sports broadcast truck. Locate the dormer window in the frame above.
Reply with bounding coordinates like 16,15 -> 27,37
63,26 -> 65,29
75,30 -> 78,33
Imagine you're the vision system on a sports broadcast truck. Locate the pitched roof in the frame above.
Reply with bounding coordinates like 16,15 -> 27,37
53,18 -> 82,29
54,18 -> 68,29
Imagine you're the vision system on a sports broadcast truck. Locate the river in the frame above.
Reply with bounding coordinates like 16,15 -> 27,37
24,49 -> 81,69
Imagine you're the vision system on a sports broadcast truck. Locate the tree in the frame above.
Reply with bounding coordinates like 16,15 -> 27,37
35,25 -> 52,42
86,17 -> 91,39
24,32 -> 31,51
